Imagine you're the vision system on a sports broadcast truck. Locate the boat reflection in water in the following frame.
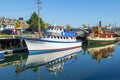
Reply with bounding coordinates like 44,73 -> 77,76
15,47 -> 82,74
87,43 -> 115,63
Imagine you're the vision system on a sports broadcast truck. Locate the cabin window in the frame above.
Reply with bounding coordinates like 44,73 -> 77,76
64,29 -> 66,32
66,37 -> 68,39
47,35 -> 50,38
71,37 -> 73,39
57,36 -> 59,39
51,27 -> 53,30
64,37 -> 65,39
48,27 -> 51,30
95,35 -> 98,37
60,28 -> 62,31
48,28 -> 51,30
54,36 -> 56,38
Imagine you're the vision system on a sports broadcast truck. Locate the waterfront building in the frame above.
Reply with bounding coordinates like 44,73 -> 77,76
0,17 -> 29,31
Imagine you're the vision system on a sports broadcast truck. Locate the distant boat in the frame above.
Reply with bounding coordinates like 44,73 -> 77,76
24,26 -> 82,54
87,21 -> 115,43
73,28 -> 89,39
15,47 -> 82,73
115,31 -> 120,37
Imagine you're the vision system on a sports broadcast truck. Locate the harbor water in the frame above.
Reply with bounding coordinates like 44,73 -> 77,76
0,41 -> 120,80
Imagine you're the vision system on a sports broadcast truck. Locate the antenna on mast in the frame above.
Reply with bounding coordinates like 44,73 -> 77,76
54,19 -> 57,26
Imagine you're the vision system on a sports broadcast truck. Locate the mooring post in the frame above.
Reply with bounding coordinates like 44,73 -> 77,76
10,42 -> 12,49
20,40 -> 23,48
0,42 -> 1,50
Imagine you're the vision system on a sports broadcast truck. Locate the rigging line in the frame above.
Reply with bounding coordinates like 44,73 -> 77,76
0,7 -> 37,11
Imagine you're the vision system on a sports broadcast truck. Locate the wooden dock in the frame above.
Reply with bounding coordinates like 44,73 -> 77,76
4,47 -> 27,53
0,47 -> 28,57
5,47 -> 27,53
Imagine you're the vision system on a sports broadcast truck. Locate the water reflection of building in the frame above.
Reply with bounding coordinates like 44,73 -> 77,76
87,43 -> 115,63
15,47 -> 82,75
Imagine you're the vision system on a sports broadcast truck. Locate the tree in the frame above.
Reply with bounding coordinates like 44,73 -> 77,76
42,22 -> 50,32
27,12 -> 45,31
82,24 -> 87,29
66,24 -> 72,31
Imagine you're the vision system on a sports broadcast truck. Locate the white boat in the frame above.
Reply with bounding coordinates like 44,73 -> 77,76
24,26 -> 82,54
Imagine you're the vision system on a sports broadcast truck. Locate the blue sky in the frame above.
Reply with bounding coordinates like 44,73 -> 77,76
0,0 -> 120,28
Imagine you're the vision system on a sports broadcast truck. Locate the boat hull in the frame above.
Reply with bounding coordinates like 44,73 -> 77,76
87,36 -> 115,41
25,39 -> 82,54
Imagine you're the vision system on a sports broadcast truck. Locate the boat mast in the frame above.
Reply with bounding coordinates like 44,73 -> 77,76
37,0 -> 41,38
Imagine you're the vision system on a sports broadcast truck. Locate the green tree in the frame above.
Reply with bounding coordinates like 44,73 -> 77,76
27,12 -> 44,31
66,24 -> 72,31
42,22 -> 50,32
118,27 -> 120,31
82,24 -> 87,29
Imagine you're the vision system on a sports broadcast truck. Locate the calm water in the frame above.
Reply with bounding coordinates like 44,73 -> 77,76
0,42 -> 120,80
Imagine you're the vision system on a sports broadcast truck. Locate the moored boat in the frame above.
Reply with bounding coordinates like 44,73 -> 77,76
24,26 -> 82,54
87,21 -> 115,43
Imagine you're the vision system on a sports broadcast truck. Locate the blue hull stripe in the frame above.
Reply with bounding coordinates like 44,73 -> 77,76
29,46 -> 81,55
29,50 -> 59,54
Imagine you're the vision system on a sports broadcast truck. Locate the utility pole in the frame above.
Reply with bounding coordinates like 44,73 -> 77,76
37,2 -> 41,79
37,0 -> 41,38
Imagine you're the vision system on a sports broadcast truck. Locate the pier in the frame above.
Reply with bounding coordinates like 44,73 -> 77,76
4,47 -> 27,56
0,38 -> 28,55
